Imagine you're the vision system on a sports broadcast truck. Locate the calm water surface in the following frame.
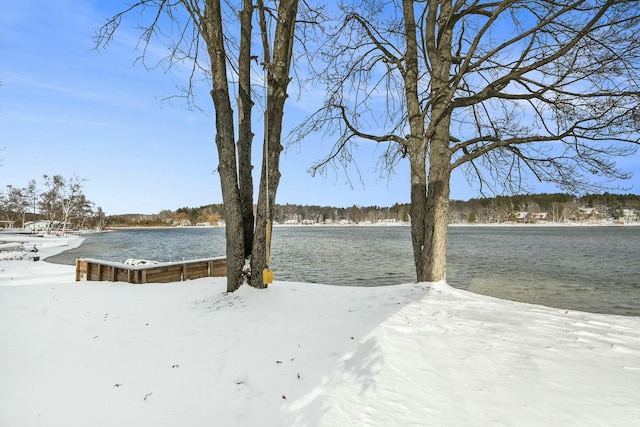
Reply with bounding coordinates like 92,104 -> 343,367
48,226 -> 640,316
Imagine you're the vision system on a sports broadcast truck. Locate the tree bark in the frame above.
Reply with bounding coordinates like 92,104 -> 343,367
421,119 -> 452,282
249,0 -> 298,288
204,0 -> 245,292
238,0 -> 255,259
409,148 -> 428,281
411,0 -> 454,282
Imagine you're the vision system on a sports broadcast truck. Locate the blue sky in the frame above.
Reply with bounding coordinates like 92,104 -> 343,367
1,1 -> 639,215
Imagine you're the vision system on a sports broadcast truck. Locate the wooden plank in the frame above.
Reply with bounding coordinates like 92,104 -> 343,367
116,268 -> 129,282
145,265 -> 183,283
210,259 -> 227,277
182,261 -> 208,280
75,259 -> 86,281
75,257 -> 227,284
91,263 -> 100,281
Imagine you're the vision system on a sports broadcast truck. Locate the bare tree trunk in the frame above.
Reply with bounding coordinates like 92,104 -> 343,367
411,0 -> 454,282
409,149 -> 428,280
205,0 -> 245,292
409,130 -> 452,283
238,0 -> 255,259
250,0 -> 298,288
422,123 -> 452,282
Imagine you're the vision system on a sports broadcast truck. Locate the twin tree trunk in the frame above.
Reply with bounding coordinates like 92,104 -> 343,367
409,135 -> 451,283
204,0 -> 297,291
405,0 -> 453,283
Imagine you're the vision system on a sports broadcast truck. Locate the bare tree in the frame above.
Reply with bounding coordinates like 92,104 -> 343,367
3,185 -> 30,228
25,180 -> 38,230
39,174 -> 64,233
95,206 -> 109,231
39,174 -> 89,233
298,0 -> 640,282
97,0 -> 306,291
58,175 -> 88,233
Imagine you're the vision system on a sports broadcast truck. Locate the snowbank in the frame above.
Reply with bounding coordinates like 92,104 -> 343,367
0,235 -> 638,426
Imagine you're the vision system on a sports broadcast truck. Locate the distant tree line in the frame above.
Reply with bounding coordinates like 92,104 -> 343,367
103,192 -> 640,227
276,193 -> 640,224
108,205 -> 225,228
450,193 -> 640,224
5,179 -> 638,229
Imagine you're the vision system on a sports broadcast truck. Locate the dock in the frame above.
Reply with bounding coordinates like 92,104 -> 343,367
75,257 -> 227,284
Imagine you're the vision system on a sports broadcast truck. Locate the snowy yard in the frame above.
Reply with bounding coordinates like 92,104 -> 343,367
0,235 -> 639,426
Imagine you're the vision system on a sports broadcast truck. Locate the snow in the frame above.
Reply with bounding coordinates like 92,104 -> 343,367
1,234 -> 639,426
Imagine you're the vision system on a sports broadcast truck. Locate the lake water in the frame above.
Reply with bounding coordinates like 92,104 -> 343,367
47,225 -> 640,316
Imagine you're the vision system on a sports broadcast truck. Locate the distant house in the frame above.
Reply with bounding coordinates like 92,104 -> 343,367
24,220 -> 73,232
530,212 -> 548,223
510,211 -> 547,223
196,222 -> 211,227
514,212 -> 529,223
622,209 -> 638,222
577,207 -> 600,222
301,219 -> 315,225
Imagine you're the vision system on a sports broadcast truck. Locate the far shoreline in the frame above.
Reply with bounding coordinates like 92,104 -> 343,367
94,221 -> 640,231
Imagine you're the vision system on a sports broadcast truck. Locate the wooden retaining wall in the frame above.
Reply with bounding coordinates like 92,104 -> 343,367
75,257 -> 227,284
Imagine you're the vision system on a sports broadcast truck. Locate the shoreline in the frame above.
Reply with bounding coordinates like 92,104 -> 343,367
4,230 -> 638,317
50,220 -> 640,231
0,233 -> 85,258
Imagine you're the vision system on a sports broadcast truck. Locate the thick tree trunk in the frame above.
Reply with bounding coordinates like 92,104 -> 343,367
205,0 -> 245,292
215,130 -> 246,292
250,139 -> 281,288
410,133 -> 451,283
421,134 -> 451,282
409,148 -> 428,281
407,0 -> 453,283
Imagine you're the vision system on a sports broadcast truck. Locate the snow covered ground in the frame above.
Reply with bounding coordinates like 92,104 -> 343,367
0,234 -> 639,426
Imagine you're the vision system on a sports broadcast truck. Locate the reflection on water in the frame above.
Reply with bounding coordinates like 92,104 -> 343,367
48,225 -> 640,316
